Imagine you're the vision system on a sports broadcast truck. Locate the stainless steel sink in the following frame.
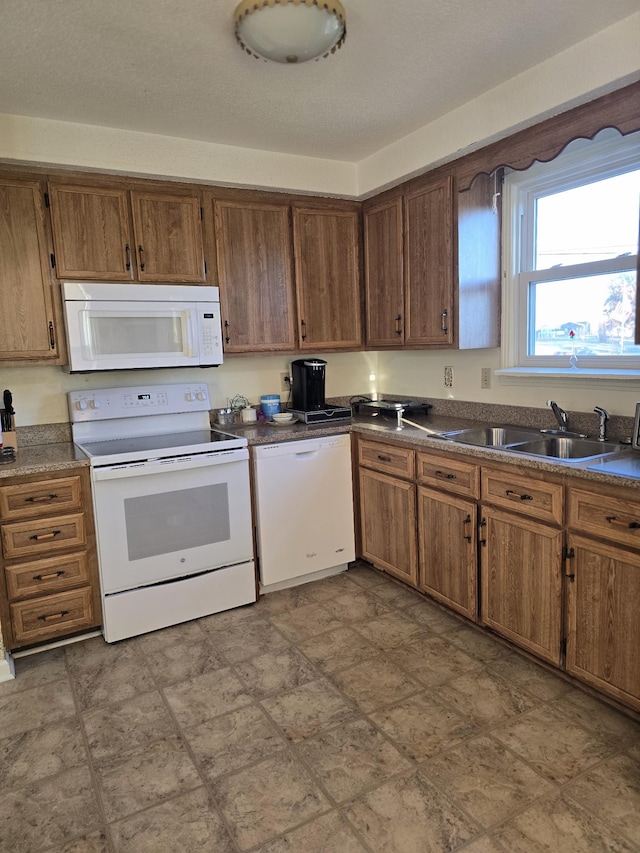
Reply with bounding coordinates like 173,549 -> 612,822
507,437 -> 620,461
441,426 -> 542,447
586,452 -> 640,478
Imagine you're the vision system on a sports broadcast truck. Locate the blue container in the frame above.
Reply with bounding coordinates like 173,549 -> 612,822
261,394 -> 281,419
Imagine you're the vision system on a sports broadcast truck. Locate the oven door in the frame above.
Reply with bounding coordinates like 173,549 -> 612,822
91,450 -> 253,594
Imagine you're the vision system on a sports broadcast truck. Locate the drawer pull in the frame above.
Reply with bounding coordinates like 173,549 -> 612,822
377,454 -> 392,462
505,490 -> 533,501
28,530 -> 61,541
605,516 -> 640,530
37,610 -> 69,622
435,470 -> 456,480
24,494 -> 58,503
33,570 -> 65,581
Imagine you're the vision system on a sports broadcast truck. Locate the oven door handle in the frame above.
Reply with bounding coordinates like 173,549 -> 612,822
92,449 -> 248,481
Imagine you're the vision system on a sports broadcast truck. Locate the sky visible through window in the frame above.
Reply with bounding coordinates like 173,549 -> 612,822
532,168 -> 640,357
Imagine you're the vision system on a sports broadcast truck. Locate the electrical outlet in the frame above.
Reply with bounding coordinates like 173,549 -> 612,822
481,367 -> 491,389
444,366 -> 453,388
279,372 -> 292,395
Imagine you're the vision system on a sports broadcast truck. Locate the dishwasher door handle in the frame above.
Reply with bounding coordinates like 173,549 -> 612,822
295,450 -> 319,458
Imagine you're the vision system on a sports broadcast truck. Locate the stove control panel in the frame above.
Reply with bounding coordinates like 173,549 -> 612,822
68,383 -> 211,422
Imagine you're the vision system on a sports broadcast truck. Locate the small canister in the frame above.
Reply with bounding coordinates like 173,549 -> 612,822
260,395 -> 281,419
241,406 -> 257,423
215,407 -> 234,426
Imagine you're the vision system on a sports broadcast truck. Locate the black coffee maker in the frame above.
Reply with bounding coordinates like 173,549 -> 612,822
291,358 -> 327,411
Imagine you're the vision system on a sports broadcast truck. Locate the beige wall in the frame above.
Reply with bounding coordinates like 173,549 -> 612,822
0,353 -> 378,426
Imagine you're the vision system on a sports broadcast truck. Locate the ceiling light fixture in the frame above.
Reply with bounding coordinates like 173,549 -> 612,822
234,0 -> 346,64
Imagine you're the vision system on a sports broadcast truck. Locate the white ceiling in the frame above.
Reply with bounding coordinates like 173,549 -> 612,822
0,0 -> 637,162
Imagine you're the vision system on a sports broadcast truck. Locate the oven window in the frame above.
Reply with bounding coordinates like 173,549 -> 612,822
124,483 -> 230,560
86,314 -> 184,356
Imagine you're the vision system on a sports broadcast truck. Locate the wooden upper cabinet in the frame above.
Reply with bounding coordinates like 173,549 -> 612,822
213,200 -> 296,352
0,179 -> 58,360
364,198 -> 404,347
404,175 -> 454,346
48,184 -> 134,280
130,191 -> 205,282
292,207 -> 361,349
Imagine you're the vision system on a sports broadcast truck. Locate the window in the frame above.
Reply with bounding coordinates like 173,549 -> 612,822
502,130 -> 640,372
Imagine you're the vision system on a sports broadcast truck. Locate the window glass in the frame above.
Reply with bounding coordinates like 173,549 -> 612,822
535,170 -> 640,269
503,130 -> 640,370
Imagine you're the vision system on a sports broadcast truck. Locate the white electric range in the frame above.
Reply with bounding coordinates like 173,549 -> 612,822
69,383 -> 256,642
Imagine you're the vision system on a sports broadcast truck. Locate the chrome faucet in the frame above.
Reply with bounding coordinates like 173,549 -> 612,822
594,406 -> 610,441
546,400 -> 568,431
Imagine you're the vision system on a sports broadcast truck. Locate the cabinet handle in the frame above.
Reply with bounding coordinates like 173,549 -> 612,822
24,494 -> 58,503
37,610 -> 69,622
223,320 -> 230,344
300,319 -> 307,341
29,530 -> 61,541
395,315 -> 402,336
441,311 -> 448,334
505,489 -> 533,501
479,517 -> 487,546
33,570 -> 66,581
138,245 -> 145,271
377,454 -> 392,462
48,321 -> 56,350
435,470 -> 456,480
463,513 -> 472,543
605,515 -> 640,529
124,243 -> 131,271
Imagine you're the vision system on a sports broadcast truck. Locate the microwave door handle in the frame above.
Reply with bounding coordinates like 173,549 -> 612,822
184,310 -> 195,357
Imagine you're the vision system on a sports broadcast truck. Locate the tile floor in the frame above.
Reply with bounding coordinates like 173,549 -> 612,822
1,562 -> 639,852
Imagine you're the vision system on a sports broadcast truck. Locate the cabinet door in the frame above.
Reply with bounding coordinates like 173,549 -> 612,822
214,200 -> 296,352
480,507 -> 563,665
293,207 -> 361,349
418,487 -> 477,620
131,191 -> 205,282
566,535 -> 640,711
364,198 -> 404,346
0,179 -> 58,360
48,184 -> 134,280
404,176 -> 453,345
359,468 -> 417,586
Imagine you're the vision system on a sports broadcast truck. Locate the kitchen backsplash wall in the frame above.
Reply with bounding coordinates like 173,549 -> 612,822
2,347 -> 639,427
377,349 -> 640,421
0,352 -> 379,427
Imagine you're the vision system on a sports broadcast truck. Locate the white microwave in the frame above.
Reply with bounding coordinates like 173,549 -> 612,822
62,282 -> 223,373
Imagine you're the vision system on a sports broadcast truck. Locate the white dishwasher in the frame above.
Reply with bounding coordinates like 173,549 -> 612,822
253,434 -> 355,592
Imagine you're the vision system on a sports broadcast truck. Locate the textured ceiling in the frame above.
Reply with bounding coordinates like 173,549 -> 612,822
0,0 -> 637,161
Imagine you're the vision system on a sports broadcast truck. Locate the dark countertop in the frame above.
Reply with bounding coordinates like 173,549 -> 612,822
2,412 -> 640,490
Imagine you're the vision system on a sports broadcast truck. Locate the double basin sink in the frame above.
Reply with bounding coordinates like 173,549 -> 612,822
439,426 -> 622,463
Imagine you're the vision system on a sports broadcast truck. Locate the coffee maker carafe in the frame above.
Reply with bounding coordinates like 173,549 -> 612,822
291,358 -> 327,411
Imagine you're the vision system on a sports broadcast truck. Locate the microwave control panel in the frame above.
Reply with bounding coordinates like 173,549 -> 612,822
68,383 -> 211,422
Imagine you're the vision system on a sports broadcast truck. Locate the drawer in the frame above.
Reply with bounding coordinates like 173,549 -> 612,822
0,476 -> 82,521
358,439 -> 415,479
568,488 -> 640,550
1,513 -> 86,560
10,587 -> 95,646
5,551 -> 91,601
417,452 -> 480,498
482,468 -> 563,525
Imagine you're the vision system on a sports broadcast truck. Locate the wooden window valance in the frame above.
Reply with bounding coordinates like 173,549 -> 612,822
455,80 -> 640,191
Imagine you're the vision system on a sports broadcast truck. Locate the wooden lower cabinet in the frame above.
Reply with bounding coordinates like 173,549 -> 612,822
565,534 -> 640,711
418,486 -> 477,620
358,467 -> 417,585
480,506 -> 564,666
0,468 -> 101,650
